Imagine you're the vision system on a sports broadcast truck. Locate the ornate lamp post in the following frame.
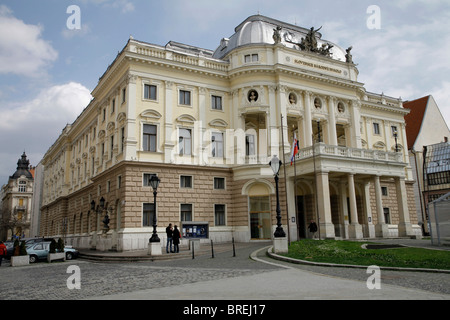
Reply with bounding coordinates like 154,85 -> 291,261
91,196 -> 110,234
269,155 -> 286,238
393,130 -> 399,153
149,175 -> 161,243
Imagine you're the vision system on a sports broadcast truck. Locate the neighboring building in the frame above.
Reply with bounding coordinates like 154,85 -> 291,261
0,152 -> 35,240
40,15 -> 421,251
30,162 -> 44,237
404,95 -> 450,234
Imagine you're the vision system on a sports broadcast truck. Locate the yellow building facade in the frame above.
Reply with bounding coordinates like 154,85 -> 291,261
40,15 -> 420,251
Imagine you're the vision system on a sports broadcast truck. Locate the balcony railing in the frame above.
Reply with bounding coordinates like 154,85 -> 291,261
294,143 -> 403,163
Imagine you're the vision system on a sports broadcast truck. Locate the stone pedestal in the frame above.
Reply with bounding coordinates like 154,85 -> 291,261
273,237 -> 288,254
348,223 -> 363,239
147,241 -> 162,256
375,223 -> 390,238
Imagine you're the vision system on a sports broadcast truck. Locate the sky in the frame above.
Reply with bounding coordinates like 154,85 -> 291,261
0,0 -> 449,184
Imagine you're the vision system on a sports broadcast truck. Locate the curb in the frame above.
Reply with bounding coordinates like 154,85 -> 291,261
265,246 -> 450,274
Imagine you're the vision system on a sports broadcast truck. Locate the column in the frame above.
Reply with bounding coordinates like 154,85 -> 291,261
124,74 -> 138,160
276,85 -> 290,155
316,171 -> 335,238
339,180 -> 349,239
327,97 -> 338,146
363,180 -> 375,238
374,175 -> 389,237
350,100 -> 362,148
347,174 -> 363,239
269,86 -> 279,158
164,81 -> 174,162
396,177 -> 414,237
303,91 -> 313,147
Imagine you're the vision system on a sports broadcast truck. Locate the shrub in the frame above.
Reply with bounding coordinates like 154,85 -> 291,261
57,238 -> 65,252
19,241 -> 27,256
49,239 -> 57,253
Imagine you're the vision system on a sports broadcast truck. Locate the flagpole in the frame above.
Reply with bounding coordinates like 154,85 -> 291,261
280,114 -> 290,245
293,130 -> 299,240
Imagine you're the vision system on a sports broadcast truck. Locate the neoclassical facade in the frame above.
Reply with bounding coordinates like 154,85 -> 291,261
39,15 -> 421,251
1,153 -> 35,240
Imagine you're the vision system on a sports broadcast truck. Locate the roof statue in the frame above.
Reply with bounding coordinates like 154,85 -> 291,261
345,46 -> 353,63
279,25 -> 336,58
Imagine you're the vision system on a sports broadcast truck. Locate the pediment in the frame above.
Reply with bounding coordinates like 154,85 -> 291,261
176,114 -> 196,124
209,119 -> 228,128
140,109 -> 162,120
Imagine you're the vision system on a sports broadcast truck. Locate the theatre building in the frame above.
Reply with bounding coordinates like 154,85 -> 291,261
39,15 -> 421,251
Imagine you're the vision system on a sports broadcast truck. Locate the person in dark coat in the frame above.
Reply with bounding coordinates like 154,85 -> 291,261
307,220 -> 318,239
173,225 -> 181,253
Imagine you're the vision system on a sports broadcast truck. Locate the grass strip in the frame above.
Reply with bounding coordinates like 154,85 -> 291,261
282,239 -> 450,270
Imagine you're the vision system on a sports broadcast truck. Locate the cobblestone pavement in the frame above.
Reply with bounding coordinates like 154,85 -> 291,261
0,243 -> 278,300
0,241 -> 448,300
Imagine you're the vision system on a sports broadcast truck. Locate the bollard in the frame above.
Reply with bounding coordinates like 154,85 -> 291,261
192,241 -> 195,259
232,237 -> 236,257
211,239 -> 214,258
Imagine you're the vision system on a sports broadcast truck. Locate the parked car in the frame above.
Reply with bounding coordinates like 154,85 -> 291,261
3,241 -> 15,259
24,237 -> 54,245
26,241 -> 79,263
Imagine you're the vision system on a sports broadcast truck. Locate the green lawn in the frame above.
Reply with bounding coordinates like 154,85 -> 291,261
282,239 -> 450,270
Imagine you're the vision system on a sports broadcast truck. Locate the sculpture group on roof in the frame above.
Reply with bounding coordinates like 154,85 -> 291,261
273,24 -> 353,63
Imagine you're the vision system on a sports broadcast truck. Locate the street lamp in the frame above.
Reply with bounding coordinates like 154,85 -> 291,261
91,197 -> 110,233
149,175 -> 161,243
393,130 -> 399,152
269,155 -> 286,238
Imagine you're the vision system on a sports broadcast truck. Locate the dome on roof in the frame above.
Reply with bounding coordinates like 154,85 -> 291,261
10,152 -> 33,180
212,15 -> 346,62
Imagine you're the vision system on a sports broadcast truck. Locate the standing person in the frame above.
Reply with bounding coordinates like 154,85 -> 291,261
0,241 -> 7,267
166,223 -> 174,253
173,225 -> 181,253
308,220 -> 318,239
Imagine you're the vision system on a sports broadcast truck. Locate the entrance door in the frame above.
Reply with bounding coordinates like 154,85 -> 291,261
297,196 -> 306,238
249,196 -> 271,239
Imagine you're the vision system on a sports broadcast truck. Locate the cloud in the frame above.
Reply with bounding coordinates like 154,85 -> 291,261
0,82 -> 92,182
80,0 -> 135,13
0,5 -> 58,77
0,81 -> 93,182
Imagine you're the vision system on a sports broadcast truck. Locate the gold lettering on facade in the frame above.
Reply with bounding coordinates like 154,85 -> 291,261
293,59 -> 342,74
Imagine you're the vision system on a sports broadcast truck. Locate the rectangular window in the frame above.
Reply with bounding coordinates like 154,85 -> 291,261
143,173 -> 157,187
121,127 -> 125,153
381,186 -> 388,196
211,95 -> 222,110
179,128 -> 192,155
391,125 -> 398,136
144,84 -> 157,100
122,88 -> 126,103
373,122 -> 380,135
179,90 -> 191,105
180,175 -> 192,188
110,135 -> 114,159
383,208 -> 391,224
244,54 -> 258,63
211,132 -> 223,157
214,204 -> 226,226
214,177 -> 225,190
117,175 -> 122,189
143,124 -> 157,152
246,134 -> 255,156
111,98 -> 115,114
180,204 -> 192,221
143,203 -> 155,227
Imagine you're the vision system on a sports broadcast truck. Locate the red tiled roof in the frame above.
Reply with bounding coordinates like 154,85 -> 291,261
404,95 -> 430,150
